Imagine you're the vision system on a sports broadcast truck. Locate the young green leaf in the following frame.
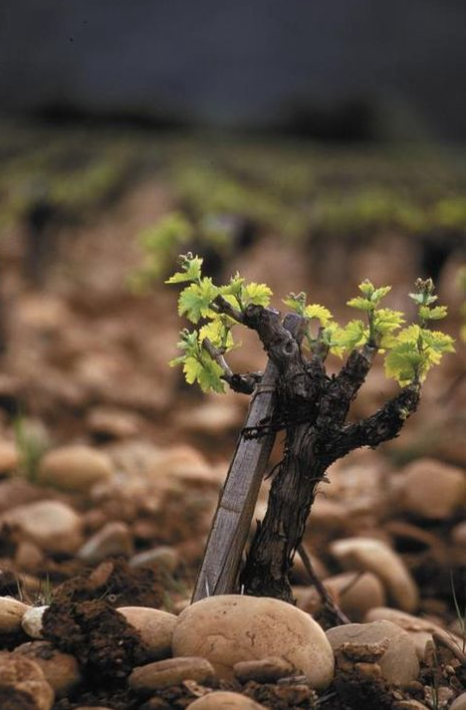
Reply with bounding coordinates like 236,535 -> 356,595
347,296 -> 374,311
335,320 -> 368,350
241,282 -> 273,308
199,318 -> 235,352
384,342 -> 425,385
165,254 -> 203,284
178,278 -> 219,323
303,303 -> 333,326
283,292 -> 307,316
418,305 -> 448,321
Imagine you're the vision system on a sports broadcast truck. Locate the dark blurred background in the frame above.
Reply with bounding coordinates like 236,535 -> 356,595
1,0 -> 466,141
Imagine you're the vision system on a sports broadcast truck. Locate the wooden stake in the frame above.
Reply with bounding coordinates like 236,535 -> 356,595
192,313 -> 301,602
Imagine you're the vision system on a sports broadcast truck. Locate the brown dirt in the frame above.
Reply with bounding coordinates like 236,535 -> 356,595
42,597 -> 148,681
50,558 -> 166,608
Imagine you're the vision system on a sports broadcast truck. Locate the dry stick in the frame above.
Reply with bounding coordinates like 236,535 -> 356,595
192,314 -> 301,602
432,632 -> 466,665
297,543 -> 350,626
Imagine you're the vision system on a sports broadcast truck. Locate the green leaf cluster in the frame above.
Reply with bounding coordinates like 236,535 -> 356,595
384,324 -> 454,385
168,258 -> 454,393
169,329 -> 226,393
167,254 -> 272,392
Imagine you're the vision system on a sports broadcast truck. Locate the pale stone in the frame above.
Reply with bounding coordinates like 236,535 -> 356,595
324,572 -> 386,622
0,652 -> 54,710
451,693 -> 466,710
330,537 -> 419,612
400,458 -> 465,519
78,522 -> 133,563
129,656 -> 215,692
14,541 -> 45,573
0,442 -> 18,474
293,586 -> 322,616
2,500 -> 83,553
233,657 -> 294,683
148,446 -> 223,488
86,407 -> 142,440
188,692 -> 267,709
175,401 -> 242,435
172,594 -> 334,689
0,597 -> 30,633
15,641 -> 81,697
0,479 -> 43,514
38,446 -> 113,492
118,607 -> 177,661
130,545 -> 179,572
365,607 -> 462,660
22,606 -> 48,639
452,522 -> 466,548
326,620 -> 419,686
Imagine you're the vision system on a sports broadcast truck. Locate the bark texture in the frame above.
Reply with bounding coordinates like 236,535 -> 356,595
235,304 -> 420,601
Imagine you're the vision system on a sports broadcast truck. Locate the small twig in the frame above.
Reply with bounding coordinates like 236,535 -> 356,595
202,337 -> 260,395
213,294 -> 245,323
432,632 -> 466,665
297,543 -> 350,626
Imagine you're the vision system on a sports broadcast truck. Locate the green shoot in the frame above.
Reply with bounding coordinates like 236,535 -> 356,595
167,256 -> 453,394
13,416 -> 48,483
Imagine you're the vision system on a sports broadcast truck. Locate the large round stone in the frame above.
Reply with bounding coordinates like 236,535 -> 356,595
326,620 -> 419,687
2,500 -> 83,553
400,458 -> 465,520
330,537 -> 418,612
188,692 -> 267,709
0,597 -> 30,633
38,446 -> 113,492
117,607 -> 177,661
172,594 -> 334,689
0,652 -> 54,710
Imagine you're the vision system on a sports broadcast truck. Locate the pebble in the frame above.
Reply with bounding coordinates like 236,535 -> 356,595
78,521 -> 133,563
174,400 -> 242,435
0,652 -> 54,710
2,500 -> 83,553
38,445 -> 114,492
14,641 -> 81,697
324,571 -> 386,621
452,522 -> 466,548
400,458 -> 465,519
451,694 -> 466,710
130,545 -> 179,572
0,597 -> 30,633
117,607 -> 177,661
148,446 -> 223,488
188,692 -> 267,709
0,478 -> 43,514
22,606 -> 48,639
86,406 -> 143,440
326,620 -> 419,686
233,657 -> 294,683
14,540 -> 45,573
129,656 -> 215,693
172,594 -> 334,689
330,537 -> 419,612
0,441 -> 18,474
365,607 -> 462,660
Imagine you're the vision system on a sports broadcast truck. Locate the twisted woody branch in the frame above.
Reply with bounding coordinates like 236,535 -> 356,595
212,300 -> 421,602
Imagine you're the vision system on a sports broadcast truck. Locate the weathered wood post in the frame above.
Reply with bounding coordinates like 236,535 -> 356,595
192,314 -> 302,601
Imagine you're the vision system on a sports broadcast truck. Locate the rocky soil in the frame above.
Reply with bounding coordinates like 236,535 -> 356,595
0,131 -> 464,709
